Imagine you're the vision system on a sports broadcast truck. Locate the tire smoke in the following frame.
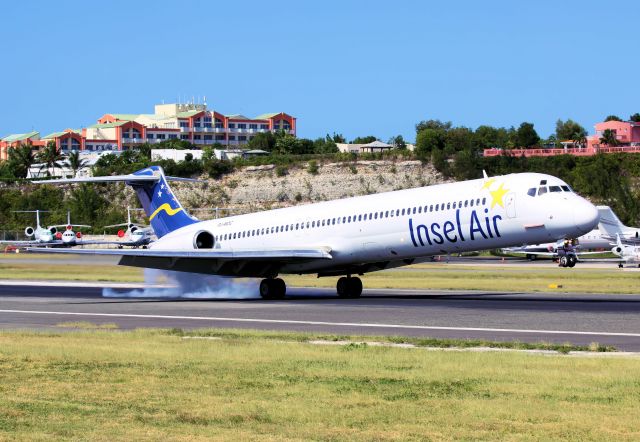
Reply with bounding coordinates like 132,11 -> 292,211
102,269 -> 259,299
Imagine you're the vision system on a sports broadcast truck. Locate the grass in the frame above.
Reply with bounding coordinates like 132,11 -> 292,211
0,262 -> 143,282
0,329 -> 638,440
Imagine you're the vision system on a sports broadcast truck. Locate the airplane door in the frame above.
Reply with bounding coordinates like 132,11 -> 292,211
505,193 -> 516,218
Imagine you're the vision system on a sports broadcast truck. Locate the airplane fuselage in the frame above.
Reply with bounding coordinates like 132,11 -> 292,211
152,173 -> 598,276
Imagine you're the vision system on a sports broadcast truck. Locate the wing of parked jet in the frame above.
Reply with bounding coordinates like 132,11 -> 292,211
26,247 -> 333,277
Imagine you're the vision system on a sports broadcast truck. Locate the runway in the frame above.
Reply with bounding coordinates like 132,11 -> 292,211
1,282 -> 640,350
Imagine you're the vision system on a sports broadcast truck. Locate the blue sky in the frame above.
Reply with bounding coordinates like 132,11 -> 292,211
2,1 -> 639,142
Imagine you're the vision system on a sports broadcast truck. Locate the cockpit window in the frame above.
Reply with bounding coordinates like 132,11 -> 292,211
540,180 -> 547,185
538,187 -> 548,196
561,185 -> 571,192
527,188 -> 536,197
549,186 -> 562,192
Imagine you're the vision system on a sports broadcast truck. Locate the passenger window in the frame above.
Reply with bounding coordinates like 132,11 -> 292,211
384,211 -> 388,218
412,208 -> 416,214
348,216 -> 351,223
527,188 -> 536,197
482,198 -> 486,205
464,200 -> 468,207
430,205 -> 433,212
418,206 -> 422,213
271,227 -> 274,233
358,215 -> 362,221
538,187 -> 548,196
453,202 -> 457,209
447,203 -> 450,210
401,209 -> 405,216
374,213 -> 378,219
342,216 -> 346,223
332,219 -> 336,225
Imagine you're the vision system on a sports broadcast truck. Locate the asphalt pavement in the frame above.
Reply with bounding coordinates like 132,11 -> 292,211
1,282 -> 640,350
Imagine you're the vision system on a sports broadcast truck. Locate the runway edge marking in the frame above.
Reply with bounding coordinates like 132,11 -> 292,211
1,309 -> 640,338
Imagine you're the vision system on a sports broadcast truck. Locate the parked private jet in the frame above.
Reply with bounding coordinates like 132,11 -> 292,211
103,207 -> 155,248
612,234 -> 640,268
3,210 -> 91,247
32,166 -> 599,298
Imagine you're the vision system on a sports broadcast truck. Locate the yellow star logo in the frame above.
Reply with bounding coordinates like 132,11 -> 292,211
490,183 -> 509,208
481,178 -> 496,190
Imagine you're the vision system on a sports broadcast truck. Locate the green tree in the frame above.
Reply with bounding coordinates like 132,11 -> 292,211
415,128 -> 445,158
351,135 -> 377,144
474,125 -> 510,149
7,143 -> 35,178
313,136 -> 338,154
555,119 -> 587,141
445,127 -> 474,152
247,132 -> 276,151
65,151 -> 88,177
389,135 -> 407,149
415,119 -> 452,133
515,122 -> 540,148
36,141 -> 64,177
452,149 -> 480,180
630,113 -> 640,122
604,115 -> 622,122
69,184 -> 107,227
331,133 -> 346,143
599,129 -> 619,146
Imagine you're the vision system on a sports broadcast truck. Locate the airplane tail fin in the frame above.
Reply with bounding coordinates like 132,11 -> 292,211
35,166 -> 198,238
128,166 -> 198,238
597,206 -> 627,239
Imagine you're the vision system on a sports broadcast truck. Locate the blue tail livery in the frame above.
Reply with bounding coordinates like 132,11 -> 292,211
127,166 -> 198,238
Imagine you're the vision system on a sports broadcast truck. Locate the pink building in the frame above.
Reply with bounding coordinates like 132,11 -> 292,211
587,120 -> 640,149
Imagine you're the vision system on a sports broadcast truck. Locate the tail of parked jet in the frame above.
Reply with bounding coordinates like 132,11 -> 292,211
34,166 -> 199,238
597,206 -> 628,239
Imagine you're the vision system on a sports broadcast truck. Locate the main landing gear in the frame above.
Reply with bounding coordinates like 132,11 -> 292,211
336,276 -> 363,298
259,278 -> 286,299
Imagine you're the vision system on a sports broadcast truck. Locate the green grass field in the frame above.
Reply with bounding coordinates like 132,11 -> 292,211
0,253 -> 638,293
0,329 -> 638,441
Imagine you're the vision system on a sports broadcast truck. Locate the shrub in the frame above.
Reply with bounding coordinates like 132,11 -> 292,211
275,165 -> 288,177
307,160 -> 319,175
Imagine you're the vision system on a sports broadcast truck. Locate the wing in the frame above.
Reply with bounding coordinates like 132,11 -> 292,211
2,240 -> 64,247
25,247 -> 332,278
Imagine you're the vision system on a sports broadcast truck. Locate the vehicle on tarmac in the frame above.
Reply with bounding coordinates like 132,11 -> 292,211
31,167 -> 599,298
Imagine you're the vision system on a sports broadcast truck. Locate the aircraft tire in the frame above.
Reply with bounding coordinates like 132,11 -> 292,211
337,277 -> 349,297
273,278 -> 286,299
347,277 -> 363,298
337,277 -> 362,298
619,263 -> 624,269
559,256 -> 568,268
260,278 -> 286,299
567,255 -> 577,268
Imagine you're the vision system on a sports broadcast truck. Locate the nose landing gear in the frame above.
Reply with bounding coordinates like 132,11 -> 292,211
336,276 -> 363,298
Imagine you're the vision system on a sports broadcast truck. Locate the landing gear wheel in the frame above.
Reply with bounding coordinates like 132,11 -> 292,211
337,276 -> 363,298
259,278 -> 286,299
567,255 -> 577,268
619,263 -> 624,269
559,256 -> 568,268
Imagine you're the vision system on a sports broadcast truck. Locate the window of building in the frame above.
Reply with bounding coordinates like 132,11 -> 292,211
260,124 -> 268,129
180,134 -> 189,140
204,135 -> 213,140
168,134 -> 177,139
194,135 -> 201,140
147,134 -> 154,139
229,135 -> 236,140
239,136 -> 247,141
229,123 -> 236,128
249,124 -> 258,129
156,134 -> 166,139
237,123 -> 246,129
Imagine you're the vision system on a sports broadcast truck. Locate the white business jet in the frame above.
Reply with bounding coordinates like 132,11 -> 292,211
612,234 -> 640,268
33,167 -> 599,298
103,207 -> 155,248
4,210 -> 91,247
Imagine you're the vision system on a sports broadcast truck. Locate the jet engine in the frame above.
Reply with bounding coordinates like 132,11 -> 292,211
612,245 -> 623,256
55,232 -> 63,239
76,231 -> 82,239
117,230 -> 125,238
194,231 -> 214,249
24,226 -> 35,237
49,227 -> 57,235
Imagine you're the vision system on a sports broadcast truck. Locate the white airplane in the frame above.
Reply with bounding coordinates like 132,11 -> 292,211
32,166 -> 599,298
103,207 -> 155,248
4,210 -> 91,247
612,234 -> 640,268
598,206 -> 640,244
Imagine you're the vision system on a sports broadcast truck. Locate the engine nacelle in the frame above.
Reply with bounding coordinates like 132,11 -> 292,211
194,231 -> 214,249
117,229 -> 125,238
24,226 -> 35,237
49,226 -> 57,235
130,226 -> 138,233
55,232 -> 63,240
76,231 -> 82,239
612,246 -> 623,256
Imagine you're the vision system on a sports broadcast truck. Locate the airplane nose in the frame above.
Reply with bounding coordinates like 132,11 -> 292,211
573,199 -> 599,234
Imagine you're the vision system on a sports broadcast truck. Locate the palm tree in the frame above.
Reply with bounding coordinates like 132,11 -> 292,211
65,150 -> 88,178
599,129 -> 619,147
573,133 -> 587,149
7,143 -> 35,178
36,141 -> 64,177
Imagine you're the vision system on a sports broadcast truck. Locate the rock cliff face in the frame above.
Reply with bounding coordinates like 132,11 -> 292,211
170,160 -> 448,219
